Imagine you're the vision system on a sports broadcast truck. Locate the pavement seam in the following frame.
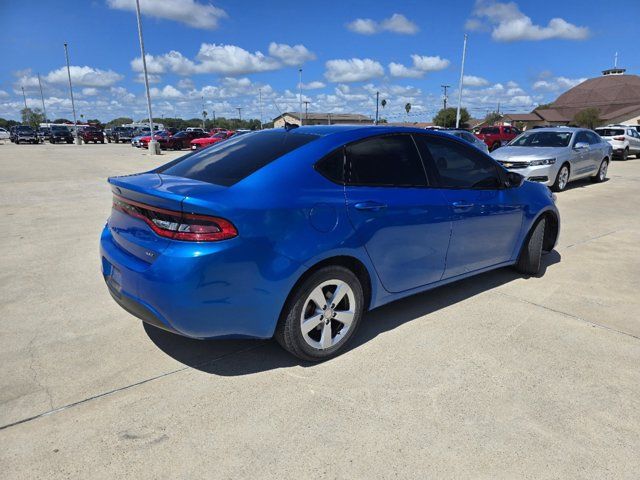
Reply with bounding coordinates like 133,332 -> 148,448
562,229 -> 620,249
0,343 -> 265,432
495,291 -> 640,341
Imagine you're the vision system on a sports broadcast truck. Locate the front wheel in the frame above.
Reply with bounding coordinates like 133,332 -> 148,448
551,164 -> 570,192
515,218 -> 546,275
622,148 -> 629,161
591,159 -> 608,183
275,266 -> 364,362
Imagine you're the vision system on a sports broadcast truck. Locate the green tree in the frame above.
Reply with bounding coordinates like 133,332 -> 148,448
20,108 -> 45,128
573,108 -> 601,129
433,107 -> 470,128
0,118 -> 20,130
106,117 -> 133,127
483,111 -> 502,125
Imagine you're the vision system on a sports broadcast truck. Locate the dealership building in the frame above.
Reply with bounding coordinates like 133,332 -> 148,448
505,68 -> 640,129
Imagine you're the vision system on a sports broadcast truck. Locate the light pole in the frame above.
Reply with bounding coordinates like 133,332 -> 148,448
134,0 -> 159,154
455,34 -> 468,128
375,91 -> 379,125
258,88 -> 263,129
38,73 -> 48,125
63,42 -> 80,144
303,101 -> 310,124
201,96 -> 206,130
298,68 -> 303,125
236,107 -> 242,123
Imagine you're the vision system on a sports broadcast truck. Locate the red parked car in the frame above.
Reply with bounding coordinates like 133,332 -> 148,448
157,130 -> 208,150
475,125 -> 520,151
190,130 -> 234,150
79,126 -> 104,144
139,130 -> 172,148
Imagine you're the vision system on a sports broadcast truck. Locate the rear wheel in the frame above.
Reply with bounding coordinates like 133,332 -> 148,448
275,266 -> 364,362
551,163 -> 570,192
622,147 -> 629,161
491,142 -> 500,151
591,159 -> 608,183
515,218 -> 546,275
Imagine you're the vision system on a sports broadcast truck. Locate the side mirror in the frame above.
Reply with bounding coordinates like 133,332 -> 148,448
574,141 -> 589,150
505,171 -> 524,188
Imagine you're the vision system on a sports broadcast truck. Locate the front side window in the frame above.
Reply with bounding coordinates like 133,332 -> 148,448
574,131 -> 590,145
415,135 -> 502,189
345,135 -> 428,187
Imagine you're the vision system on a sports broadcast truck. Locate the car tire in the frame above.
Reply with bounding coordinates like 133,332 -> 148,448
275,266 -> 365,362
491,142 -> 500,151
622,147 -> 629,161
515,217 -> 546,276
551,163 -> 570,192
591,159 -> 608,183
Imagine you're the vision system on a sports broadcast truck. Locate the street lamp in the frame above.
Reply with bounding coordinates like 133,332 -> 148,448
64,42 -> 81,145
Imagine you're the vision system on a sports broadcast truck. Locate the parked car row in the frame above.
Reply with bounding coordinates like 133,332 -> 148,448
129,128 -> 251,151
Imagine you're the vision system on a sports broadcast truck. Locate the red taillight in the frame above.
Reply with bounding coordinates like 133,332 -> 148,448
613,136 -> 625,141
112,194 -> 237,242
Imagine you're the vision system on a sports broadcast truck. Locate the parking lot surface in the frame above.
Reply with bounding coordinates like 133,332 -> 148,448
1,142 -> 639,479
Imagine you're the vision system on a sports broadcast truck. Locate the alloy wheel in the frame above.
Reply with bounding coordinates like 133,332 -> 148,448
300,280 -> 356,351
557,166 -> 569,190
599,161 -> 608,181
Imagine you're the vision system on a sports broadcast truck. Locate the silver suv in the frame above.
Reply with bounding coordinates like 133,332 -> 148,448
594,125 -> 640,160
491,127 -> 612,192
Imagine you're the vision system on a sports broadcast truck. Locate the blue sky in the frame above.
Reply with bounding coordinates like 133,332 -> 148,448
0,0 -> 638,122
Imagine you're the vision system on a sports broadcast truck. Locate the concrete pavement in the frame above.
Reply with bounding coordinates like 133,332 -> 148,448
1,142 -> 639,479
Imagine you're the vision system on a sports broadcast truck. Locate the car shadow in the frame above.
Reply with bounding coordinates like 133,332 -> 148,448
144,250 -> 561,376
562,176 -> 609,191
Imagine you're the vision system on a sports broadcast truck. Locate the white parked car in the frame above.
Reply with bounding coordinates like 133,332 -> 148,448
0,127 -> 9,140
594,125 -> 640,160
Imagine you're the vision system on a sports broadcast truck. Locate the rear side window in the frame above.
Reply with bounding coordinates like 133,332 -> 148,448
315,148 -> 344,184
415,135 -> 501,189
480,127 -> 499,135
158,130 -> 319,186
596,128 -> 624,137
345,135 -> 428,187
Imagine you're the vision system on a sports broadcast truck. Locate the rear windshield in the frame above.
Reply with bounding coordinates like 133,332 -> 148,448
52,126 -> 69,132
480,127 -> 499,134
595,128 -> 624,137
158,129 -> 319,186
510,131 -> 572,147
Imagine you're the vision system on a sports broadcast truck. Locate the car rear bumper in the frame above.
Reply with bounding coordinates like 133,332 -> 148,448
100,224 -> 303,339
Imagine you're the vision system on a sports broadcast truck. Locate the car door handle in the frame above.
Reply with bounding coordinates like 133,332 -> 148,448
452,201 -> 474,210
354,201 -> 387,211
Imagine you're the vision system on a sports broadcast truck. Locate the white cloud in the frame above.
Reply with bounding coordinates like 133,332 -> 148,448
268,42 -> 316,66
346,13 -> 418,35
463,75 -> 489,87
149,85 -> 183,99
44,66 -> 123,87
131,43 -> 315,77
389,55 -> 450,78
82,88 -> 99,96
106,0 -> 227,30
324,58 -> 384,83
532,75 -> 587,92
467,0 -> 590,41
300,81 -> 326,90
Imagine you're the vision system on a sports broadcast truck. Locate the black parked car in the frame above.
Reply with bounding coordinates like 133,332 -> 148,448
50,125 -> 74,144
37,127 -> 51,142
111,127 -> 135,143
13,125 -> 39,144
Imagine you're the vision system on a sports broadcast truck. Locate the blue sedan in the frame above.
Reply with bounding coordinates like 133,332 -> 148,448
100,126 -> 559,361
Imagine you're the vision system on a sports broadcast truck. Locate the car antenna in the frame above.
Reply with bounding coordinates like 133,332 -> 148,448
273,101 -> 298,131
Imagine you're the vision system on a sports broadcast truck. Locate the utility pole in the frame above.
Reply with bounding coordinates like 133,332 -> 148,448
37,74 -> 48,124
134,0 -> 158,154
201,96 -> 206,130
236,107 -> 242,122
303,101 -> 310,124
212,111 -> 216,124
21,86 -> 27,110
375,91 -> 379,125
63,42 -> 80,144
441,84 -> 450,110
455,34 -> 468,129
259,88 -> 263,129
298,68 -> 303,125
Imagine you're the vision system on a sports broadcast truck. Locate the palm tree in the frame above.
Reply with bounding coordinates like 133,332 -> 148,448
404,103 -> 411,123
381,99 -> 387,109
